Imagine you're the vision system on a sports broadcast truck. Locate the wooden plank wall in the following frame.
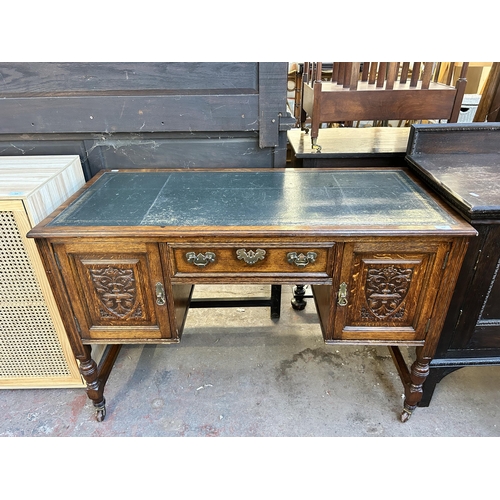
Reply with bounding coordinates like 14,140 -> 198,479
0,63 -> 291,179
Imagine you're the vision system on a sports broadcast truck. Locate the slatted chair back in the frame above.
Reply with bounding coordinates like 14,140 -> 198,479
298,62 -> 469,148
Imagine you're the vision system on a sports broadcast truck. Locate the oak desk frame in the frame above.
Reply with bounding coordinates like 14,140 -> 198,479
28,168 -> 475,422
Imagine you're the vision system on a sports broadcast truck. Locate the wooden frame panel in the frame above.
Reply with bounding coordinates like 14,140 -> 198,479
330,240 -> 450,344
303,84 -> 457,123
0,62 -> 292,173
54,241 -> 173,342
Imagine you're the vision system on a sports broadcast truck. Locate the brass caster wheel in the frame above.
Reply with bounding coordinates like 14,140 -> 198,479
312,144 -> 322,152
400,408 -> 412,423
94,400 -> 106,422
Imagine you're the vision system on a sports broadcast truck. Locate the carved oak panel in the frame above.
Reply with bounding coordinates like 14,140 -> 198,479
53,242 -> 172,341
332,241 -> 450,343
362,264 -> 414,320
354,258 -> 425,326
81,260 -> 149,325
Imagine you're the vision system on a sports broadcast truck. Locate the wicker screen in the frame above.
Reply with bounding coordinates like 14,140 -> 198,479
0,210 -> 72,379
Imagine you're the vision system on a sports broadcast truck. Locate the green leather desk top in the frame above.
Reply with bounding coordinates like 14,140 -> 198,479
46,169 -> 461,230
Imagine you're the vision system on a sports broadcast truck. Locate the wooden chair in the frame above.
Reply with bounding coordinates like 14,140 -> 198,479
299,62 -> 469,150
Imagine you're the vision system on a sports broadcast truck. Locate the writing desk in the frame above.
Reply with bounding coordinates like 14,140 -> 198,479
28,168 -> 475,422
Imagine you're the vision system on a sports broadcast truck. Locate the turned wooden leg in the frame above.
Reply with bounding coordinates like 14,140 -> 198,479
77,344 -> 122,422
388,346 -> 433,422
401,358 -> 430,423
78,345 -> 107,422
300,108 -> 307,132
291,284 -> 307,310
311,136 -> 322,152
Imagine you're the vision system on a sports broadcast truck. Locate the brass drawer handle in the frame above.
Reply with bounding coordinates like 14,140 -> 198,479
287,251 -> 317,268
186,251 -> 216,267
155,282 -> 166,306
338,282 -> 348,306
236,248 -> 266,265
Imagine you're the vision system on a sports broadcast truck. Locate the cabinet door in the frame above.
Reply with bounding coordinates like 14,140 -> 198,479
332,241 -> 450,343
53,241 -> 172,341
451,225 -> 500,350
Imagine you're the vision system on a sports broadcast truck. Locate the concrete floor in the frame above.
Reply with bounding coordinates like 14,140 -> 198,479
1,285 -> 499,437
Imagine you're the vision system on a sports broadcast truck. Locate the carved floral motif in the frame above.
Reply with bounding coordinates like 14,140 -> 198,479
363,265 -> 413,319
89,266 -> 140,319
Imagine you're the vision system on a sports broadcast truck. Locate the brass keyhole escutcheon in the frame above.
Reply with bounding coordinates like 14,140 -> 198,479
155,282 -> 166,306
338,282 -> 348,306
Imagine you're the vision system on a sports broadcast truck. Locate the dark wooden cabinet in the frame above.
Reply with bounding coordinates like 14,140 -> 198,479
405,123 -> 500,406
29,168 -> 474,422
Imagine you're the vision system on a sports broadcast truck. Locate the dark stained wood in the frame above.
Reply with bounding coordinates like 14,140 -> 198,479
258,62 -> 293,152
474,62 -> 500,122
78,345 -> 106,421
448,226 -> 500,348
0,94 -> 260,134
405,123 -> 500,406
0,62 -> 264,134
361,62 -> 370,82
0,62 -> 259,96
298,62 -> 468,148
291,156 -> 405,168
0,132 -> 288,180
400,63 -> 410,83
410,63 -> 421,87
421,63 -> 433,89
386,63 -> 398,90
368,63 -> 377,85
0,62 -> 293,177
311,89 -> 458,122
28,167 -> 475,421
407,122 -> 500,156
449,63 -> 469,123
377,63 -> 387,88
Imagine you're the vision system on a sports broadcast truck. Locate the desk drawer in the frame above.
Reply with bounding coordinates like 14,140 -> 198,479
171,245 -> 331,275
